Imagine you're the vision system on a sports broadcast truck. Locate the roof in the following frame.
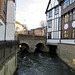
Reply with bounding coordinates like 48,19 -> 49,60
45,0 -> 51,14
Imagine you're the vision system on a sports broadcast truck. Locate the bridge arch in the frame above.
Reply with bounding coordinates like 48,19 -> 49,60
20,43 -> 29,52
34,42 -> 46,53
18,35 -> 48,53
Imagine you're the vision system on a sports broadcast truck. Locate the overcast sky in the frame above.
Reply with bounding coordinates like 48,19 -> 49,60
16,0 -> 49,30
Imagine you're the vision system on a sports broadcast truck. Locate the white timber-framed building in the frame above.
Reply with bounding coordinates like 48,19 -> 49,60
45,0 -> 61,43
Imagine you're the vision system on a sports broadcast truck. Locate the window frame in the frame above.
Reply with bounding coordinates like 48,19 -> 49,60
49,10 -> 52,18
48,32 -> 51,39
55,6 -> 59,15
48,20 -> 52,28
70,0 -> 75,4
3,0 -> 6,13
71,28 -> 75,39
64,13 -> 69,23
73,9 -> 75,21
58,17 -> 61,31
63,29 -> 69,39
63,0 -> 69,9
69,11 -> 72,21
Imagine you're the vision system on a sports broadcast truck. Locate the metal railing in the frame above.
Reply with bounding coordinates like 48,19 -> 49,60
0,40 -> 19,62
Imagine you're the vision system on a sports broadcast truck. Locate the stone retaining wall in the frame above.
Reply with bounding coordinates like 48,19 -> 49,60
0,53 -> 17,75
57,43 -> 75,70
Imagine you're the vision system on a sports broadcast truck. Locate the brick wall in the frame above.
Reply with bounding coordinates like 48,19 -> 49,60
61,3 -> 75,15
0,0 -> 7,24
18,35 -> 47,41
61,2 -> 75,39
29,27 -> 47,36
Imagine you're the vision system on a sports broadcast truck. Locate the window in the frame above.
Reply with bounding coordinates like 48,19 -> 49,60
70,12 -> 72,21
3,0 -> 5,12
65,13 -> 69,23
59,18 -> 61,30
48,32 -> 51,39
63,0 -> 69,9
55,6 -> 59,15
73,9 -> 75,20
70,0 -> 75,4
64,30 -> 68,39
49,10 -> 52,18
72,28 -> 75,39
48,20 -> 52,28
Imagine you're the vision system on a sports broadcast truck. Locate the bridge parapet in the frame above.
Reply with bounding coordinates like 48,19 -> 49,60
0,40 -> 19,69
18,34 -> 47,41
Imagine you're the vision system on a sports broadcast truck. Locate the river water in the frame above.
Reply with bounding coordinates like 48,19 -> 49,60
14,52 -> 75,75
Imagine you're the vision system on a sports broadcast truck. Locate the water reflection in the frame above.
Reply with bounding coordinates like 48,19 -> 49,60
14,52 -> 75,75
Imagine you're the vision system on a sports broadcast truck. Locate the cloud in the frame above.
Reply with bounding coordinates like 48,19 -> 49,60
16,0 -> 49,29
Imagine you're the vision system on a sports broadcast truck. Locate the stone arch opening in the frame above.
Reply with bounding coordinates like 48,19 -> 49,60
35,43 -> 45,53
48,45 -> 57,55
20,43 -> 29,53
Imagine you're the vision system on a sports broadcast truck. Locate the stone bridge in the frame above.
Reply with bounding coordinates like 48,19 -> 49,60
18,34 -> 49,53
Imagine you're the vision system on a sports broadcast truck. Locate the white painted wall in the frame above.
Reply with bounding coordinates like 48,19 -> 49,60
0,19 -> 5,40
6,0 -> 15,40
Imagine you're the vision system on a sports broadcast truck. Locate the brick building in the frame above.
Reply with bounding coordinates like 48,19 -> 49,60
29,27 -> 47,36
0,0 -> 7,40
58,0 -> 75,44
